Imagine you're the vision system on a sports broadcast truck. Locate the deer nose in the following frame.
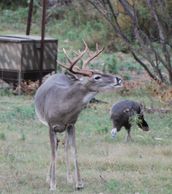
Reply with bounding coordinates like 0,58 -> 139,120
114,76 -> 122,86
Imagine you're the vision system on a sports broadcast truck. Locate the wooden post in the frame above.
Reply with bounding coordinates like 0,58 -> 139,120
39,0 -> 47,86
26,0 -> 34,35
18,70 -> 21,95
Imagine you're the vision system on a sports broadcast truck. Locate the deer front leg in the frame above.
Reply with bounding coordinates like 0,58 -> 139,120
67,125 -> 84,189
47,127 -> 58,191
65,130 -> 73,183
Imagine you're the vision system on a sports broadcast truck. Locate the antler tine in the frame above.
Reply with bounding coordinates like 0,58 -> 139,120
82,44 -> 104,69
58,60 -> 92,76
63,48 -> 73,65
62,43 -> 88,71
59,41 -> 105,77
57,60 -> 69,69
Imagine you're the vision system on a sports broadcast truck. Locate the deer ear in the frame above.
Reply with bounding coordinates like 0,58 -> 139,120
65,71 -> 79,80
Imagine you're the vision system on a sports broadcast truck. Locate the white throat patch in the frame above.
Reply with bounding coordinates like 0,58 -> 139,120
82,92 -> 97,103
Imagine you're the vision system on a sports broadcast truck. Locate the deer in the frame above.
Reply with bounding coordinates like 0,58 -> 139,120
34,41 -> 122,191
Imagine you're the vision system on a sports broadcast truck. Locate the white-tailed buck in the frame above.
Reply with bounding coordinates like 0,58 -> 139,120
34,42 -> 122,190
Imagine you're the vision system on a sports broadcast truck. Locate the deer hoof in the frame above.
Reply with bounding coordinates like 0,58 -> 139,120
67,174 -> 73,183
49,185 -> 56,191
49,181 -> 56,191
76,181 -> 84,190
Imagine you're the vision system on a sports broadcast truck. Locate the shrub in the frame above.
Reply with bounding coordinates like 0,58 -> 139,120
0,132 -> 6,140
103,54 -> 118,74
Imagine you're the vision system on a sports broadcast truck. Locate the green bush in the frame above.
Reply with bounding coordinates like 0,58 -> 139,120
0,132 -> 6,140
96,126 -> 109,134
0,88 -> 12,96
103,54 -> 118,74
123,72 -> 131,80
0,0 -> 27,8
0,7 -> 28,31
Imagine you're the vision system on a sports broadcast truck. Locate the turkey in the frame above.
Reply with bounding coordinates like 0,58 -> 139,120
110,100 -> 149,142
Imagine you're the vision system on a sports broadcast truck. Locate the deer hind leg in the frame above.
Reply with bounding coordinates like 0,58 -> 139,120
67,125 -> 84,189
47,126 -> 58,191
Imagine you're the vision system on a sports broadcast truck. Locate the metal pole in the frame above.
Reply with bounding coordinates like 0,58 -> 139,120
39,0 -> 47,85
26,0 -> 34,35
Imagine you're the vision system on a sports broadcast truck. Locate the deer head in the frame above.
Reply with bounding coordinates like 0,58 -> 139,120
57,41 -> 122,93
34,41 -> 122,191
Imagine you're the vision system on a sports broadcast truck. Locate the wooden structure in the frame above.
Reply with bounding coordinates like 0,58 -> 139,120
0,0 -> 59,94
0,34 -> 57,85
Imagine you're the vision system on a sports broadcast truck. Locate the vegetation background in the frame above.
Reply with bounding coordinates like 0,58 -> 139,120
0,1 -> 172,194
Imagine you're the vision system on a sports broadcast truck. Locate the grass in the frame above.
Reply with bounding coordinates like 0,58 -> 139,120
0,90 -> 172,194
0,4 -> 172,194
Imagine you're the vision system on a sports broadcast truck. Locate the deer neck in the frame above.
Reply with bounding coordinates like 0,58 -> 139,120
67,82 -> 97,104
82,91 -> 97,103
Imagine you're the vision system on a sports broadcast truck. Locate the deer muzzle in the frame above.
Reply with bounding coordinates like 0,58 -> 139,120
113,76 -> 122,87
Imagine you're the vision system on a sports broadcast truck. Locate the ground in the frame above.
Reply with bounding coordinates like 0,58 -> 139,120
0,89 -> 172,194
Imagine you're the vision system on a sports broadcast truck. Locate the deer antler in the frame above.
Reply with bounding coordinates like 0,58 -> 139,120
63,41 -> 88,71
57,41 -> 104,77
82,43 -> 104,69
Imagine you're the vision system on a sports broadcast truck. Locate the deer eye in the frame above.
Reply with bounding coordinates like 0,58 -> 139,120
93,75 -> 102,80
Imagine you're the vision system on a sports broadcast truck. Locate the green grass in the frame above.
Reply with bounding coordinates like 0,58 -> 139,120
0,7 -> 28,33
0,90 -> 172,194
